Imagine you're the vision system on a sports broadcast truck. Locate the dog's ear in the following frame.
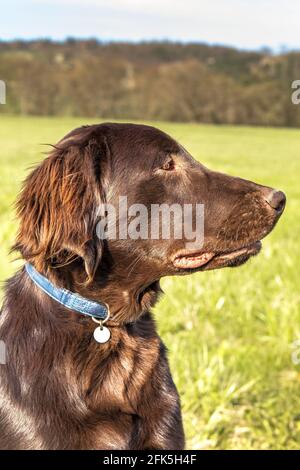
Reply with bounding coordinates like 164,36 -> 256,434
14,131 -> 110,283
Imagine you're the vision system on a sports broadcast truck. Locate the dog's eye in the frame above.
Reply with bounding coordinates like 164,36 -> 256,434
162,158 -> 175,171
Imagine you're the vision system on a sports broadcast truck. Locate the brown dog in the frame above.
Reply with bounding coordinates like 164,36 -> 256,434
0,123 -> 285,449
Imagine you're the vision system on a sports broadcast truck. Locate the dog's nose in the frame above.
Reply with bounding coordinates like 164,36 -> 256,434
265,189 -> 286,213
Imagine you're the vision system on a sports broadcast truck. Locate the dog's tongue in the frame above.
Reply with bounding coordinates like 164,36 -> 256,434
173,252 -> 214,269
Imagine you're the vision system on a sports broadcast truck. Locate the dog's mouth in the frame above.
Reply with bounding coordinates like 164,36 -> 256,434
172,241 -> 262,271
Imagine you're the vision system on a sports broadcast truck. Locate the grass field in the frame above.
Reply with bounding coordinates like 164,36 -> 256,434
1,115 -> 300,449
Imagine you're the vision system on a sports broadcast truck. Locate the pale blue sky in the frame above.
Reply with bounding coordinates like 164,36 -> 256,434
1,0 -> 299,51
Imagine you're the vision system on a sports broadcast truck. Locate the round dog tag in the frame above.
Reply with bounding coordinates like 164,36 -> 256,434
93,326 -> 111,344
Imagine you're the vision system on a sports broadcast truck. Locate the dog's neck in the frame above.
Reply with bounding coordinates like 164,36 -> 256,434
34,259 -> 162,325
75,275 -> 162,325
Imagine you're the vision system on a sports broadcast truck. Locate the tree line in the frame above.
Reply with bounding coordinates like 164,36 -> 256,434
1,39 -> 300,126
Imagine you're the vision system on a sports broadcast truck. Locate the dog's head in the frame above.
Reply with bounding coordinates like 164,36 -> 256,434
15,123 -> 285,322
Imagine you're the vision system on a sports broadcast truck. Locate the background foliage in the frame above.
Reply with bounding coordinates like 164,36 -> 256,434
1,40 -> 300,126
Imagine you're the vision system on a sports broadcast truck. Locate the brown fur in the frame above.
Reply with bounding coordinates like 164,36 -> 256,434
0,123 -> 285,449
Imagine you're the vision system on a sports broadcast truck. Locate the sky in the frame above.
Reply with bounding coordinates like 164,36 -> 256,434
1,0 -> 299,51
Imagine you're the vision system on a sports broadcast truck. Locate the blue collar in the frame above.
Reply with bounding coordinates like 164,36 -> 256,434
25,263 -> 108,321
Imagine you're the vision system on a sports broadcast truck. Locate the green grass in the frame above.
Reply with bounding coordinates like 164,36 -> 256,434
1,115 -> 300,449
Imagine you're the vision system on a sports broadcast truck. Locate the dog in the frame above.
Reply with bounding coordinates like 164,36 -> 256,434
0,123 -> 285,449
